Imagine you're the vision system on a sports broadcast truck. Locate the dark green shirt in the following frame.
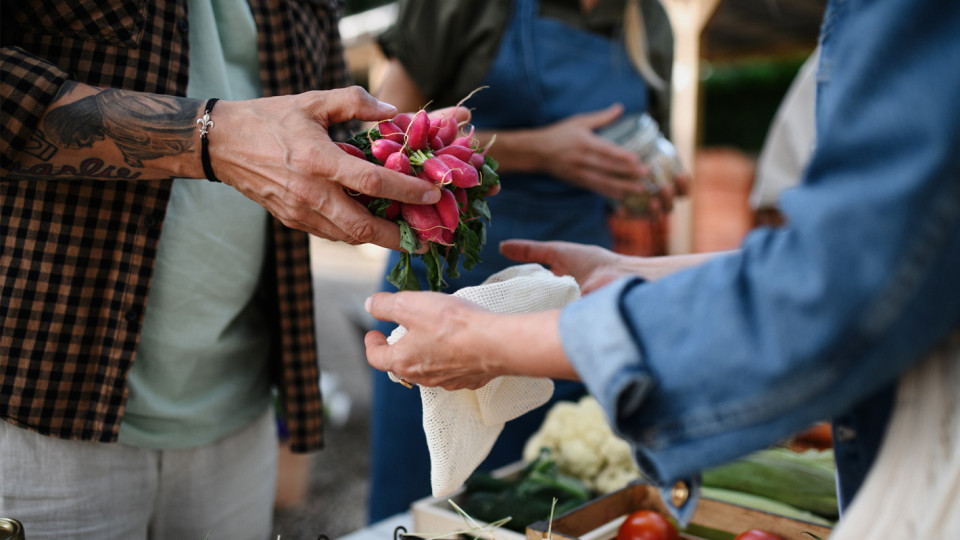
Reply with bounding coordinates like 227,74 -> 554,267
378,0 -> 674,133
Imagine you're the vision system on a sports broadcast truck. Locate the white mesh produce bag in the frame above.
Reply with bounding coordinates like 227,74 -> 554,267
386,263 -> 581,497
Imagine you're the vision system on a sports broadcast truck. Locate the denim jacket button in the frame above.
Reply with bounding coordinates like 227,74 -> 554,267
670,480 -> 690,507
835,424 -> 857,442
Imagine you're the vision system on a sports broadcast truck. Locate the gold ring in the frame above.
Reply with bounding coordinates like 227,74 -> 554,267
397,377 -> 413,389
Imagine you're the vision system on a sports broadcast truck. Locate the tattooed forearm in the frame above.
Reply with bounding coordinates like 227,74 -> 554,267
42,84 -> 203,168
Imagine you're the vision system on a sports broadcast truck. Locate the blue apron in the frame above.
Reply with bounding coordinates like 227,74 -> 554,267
368,0 -> 650,522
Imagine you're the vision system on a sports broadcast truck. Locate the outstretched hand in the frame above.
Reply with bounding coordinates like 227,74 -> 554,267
500,239 -> 633,294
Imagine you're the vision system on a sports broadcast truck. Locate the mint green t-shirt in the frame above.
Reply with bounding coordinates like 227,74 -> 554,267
118,0 -> 273,449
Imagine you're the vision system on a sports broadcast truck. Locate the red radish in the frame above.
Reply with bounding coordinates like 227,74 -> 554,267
435,145 -> 475,163
384,200 -> 401,220
400,203 -> 447,244
405,110 -> 430,151
440,228 -> 454,245
371,139 -> 403,163
336,142 -> 366,160
469,151 -> 485,170
416,169 -> 432,182
384,151 -> 413,175
377,121 -> 405,144
431,114 -> 459,147
452,187 -> 468,213
423,157 -> 453,185
428,135 -> 445,151
451,125 -> 476,149
392,112 -> 413,132
435,188 -> 460,231
437,154 -> 480,188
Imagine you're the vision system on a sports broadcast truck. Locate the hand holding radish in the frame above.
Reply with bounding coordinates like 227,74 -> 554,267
206,87 -> 445,250
363,292 -> 575,390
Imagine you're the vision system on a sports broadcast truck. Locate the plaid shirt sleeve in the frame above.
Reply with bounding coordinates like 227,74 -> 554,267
0,46 -> 70,173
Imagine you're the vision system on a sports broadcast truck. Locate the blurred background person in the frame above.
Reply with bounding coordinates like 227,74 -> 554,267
366,0 -> 682,522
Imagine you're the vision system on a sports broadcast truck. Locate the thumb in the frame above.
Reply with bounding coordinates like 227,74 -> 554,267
574,103 -> 625,130
319,86 -> 398,125
364,329 -> 393,372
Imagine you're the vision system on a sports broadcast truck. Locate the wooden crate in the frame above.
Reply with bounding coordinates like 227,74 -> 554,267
526,483 -> 833,540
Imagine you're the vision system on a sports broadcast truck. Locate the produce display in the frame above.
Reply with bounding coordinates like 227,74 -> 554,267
337,109 -> 500,291
617,509 -> 680,540
733,529 -> 784,540
522,396 -> 643,494
522,397 -> 838,525
701,447 -> 838,522
459,448 -> 594,533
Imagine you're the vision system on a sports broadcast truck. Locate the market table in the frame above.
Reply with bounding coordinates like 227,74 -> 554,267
339,512 -> 413,540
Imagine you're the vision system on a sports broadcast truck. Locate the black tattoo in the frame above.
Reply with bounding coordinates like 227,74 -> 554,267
20,130 -> 58,161
43,87 -> 202,168
10,158 -> 144,180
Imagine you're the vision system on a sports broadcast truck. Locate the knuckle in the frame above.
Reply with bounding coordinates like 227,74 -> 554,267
352,167 -> 385,196
345,85 -> 370,107
345,219 -> 377,244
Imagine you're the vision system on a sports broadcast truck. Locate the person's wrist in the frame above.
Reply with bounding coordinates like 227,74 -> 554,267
196,98 -> 222,182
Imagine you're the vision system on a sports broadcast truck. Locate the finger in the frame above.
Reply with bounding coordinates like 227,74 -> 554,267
673,171 -> 692,197
573,103 -> 625,129
334,153 -> 441,206
364,291 -> 402,324
288,180 -> 407,249
571,167 -> 645,199
587,139 -> 648,179
318,86 -> 398,124
500,239 -> 557,265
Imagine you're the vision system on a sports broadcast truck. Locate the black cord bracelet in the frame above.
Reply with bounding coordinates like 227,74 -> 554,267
197,97 -> 221,183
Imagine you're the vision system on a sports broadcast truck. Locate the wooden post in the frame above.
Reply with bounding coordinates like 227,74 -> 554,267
661,0 -> 721,254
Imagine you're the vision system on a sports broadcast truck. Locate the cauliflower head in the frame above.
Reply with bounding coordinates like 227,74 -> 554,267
523,396 -> 641,493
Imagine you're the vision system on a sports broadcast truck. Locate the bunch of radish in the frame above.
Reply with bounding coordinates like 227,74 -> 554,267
337,108 -> 500,291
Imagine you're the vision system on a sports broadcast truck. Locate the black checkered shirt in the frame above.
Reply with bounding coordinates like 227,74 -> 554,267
0,0 -> 352,452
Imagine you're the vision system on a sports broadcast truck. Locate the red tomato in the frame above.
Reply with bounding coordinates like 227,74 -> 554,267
616,510 -> 679,540
734,529 -> 783,540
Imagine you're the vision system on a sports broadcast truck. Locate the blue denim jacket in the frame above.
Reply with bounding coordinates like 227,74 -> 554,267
561,0 -> 960,518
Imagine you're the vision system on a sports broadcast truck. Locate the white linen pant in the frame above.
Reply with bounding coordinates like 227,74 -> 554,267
0,408 -> 278,540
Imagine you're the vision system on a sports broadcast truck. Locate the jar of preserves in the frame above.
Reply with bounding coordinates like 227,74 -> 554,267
597,113 -> 684,216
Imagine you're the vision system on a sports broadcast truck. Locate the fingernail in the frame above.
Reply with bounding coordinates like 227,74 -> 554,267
364,295 -> 373,313
376,99 -> 397,114
422,187 -> 441,204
